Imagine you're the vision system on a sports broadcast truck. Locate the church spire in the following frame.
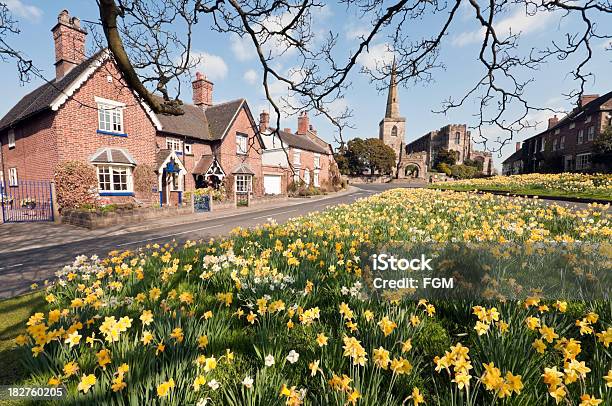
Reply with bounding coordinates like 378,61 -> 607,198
385,57 -> 400,118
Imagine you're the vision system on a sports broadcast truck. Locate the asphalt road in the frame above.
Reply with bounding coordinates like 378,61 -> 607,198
0,182 -> 600,299
0,183 -> 415,298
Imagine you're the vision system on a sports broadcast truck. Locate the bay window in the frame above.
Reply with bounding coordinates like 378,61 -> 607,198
97,165 -> 133,193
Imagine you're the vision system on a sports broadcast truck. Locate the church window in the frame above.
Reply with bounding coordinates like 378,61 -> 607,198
391,126 -> 398,137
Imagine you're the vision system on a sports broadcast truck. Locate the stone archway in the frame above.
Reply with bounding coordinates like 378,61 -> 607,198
404,164 -> 420,178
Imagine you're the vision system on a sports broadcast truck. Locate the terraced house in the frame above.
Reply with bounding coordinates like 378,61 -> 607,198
259,111 -> 335,195
0,10 -> 265,207
517,92 -> 612,174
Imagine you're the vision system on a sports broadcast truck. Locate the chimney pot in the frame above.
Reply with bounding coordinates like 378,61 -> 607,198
297,111 -> 309,135
283,127 -> 292,133
52,10 -> 87,80
259,111 -> 269,132
192,72 -> 213,108
579,94 -> 599,108
547,115 -> 559,129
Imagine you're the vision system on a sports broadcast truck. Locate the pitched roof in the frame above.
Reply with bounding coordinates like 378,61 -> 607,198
0,50 -> 106,131
192,155 -> 215,175
156,99 -> 247,142
156,149 -> 173,169
232,162 -> 255,175
156,103 -> 211,140
271,129 -> 329,154
205,99 -> 245,140
525,91 -> 612,141
502,148 -> 523,165
91,147 -> 136,165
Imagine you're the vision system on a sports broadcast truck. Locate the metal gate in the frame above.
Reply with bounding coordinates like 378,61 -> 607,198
1,180 -> 54,223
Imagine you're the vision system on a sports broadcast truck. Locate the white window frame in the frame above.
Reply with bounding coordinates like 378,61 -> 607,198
313,170 -> 320,187
569,122 -> 575,129
166,137 -> 183,152
577,129 -> 584,144
235,174 -> 252,193
95,97 -> 125,134
8,167 -> 18,186
314,153 -> 321,169
168,172 -> 183,192
236,133 -> 248,155
96,165 -> 133,193
560,136 -> 565,150
575,153 -> 591,170
540,138 -> 545,152
8,129 -> 15,149
587,126 -> 595,141
304,168 -> 310,185
293,149 -> 301,166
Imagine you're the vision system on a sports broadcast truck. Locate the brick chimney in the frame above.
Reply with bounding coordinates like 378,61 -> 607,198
192,72 -> 213,108
297,111 -> 309,135
548,115 -> 559,129
283,127 -> 292,133
52,10 -> 87,80
259,111 -> 269,132
579,94 -> 599,107
516,142 -> 521,152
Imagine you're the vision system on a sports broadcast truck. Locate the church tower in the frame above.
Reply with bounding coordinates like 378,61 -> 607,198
379,59 -> 406,162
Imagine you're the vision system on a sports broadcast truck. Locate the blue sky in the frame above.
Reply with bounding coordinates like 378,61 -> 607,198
1,0 -> 610,171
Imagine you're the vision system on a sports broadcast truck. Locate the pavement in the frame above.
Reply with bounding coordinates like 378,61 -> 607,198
0,184 -> 415,298
0,182 -> 601,299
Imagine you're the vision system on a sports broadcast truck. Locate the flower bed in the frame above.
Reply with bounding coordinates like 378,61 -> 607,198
13,189 -> 612,405
431,173 -> 612,201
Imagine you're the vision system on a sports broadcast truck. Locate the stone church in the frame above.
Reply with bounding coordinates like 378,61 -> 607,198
379,62 -> 493,178
378,62 -> 428,179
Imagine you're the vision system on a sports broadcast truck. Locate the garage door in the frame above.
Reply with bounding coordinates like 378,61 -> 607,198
264,174 -> 282,195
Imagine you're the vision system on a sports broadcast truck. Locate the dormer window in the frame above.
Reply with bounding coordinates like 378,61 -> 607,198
96,97 -> 125,135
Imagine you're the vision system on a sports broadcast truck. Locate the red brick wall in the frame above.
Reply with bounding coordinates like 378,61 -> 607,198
1,113 -> 58,182
288,147 -> 331,188
215,106 -> 264,197
55,59 -> 158,168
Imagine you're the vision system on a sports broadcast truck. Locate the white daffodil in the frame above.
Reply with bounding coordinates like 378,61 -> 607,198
265,354 -> 275,367
286,350 -> 300,364
242,376 -> 254,389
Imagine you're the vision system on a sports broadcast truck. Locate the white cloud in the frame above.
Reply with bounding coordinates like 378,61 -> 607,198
603,39 -> 612,50
4,0 -> 42,22
231,35 -> 256,61
243,69 -> 258,85
192,52 -> 228,80
357,43 -> 394,70
452,7 -> 556,47
345,25 -> 371,40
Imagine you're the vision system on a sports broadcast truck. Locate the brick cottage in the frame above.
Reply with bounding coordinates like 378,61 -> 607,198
0,10 -> 273,207
259,111 -> 335,195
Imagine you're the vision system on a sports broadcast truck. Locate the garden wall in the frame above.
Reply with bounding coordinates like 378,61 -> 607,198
62,206 -> 193,229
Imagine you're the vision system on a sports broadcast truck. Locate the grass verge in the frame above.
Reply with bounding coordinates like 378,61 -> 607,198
428,184 -> 612,201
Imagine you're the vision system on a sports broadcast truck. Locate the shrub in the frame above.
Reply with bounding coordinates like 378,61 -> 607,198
450,164 -> 478,179
53,161 -> 98,211
132,164 -> 158,196
436,163 -> 452,176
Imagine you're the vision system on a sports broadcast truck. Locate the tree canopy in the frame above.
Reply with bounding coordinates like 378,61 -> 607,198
341,138 -> 396,175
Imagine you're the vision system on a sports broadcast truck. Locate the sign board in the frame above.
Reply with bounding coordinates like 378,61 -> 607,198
193,194 -> 212,213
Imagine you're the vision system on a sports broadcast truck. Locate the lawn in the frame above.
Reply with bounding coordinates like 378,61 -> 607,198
429,173 -> 612,201
2,188 -> 611,405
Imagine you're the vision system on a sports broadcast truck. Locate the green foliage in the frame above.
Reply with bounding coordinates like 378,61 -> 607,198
592,126 -> 612,171
433,149 -> 458,169
132,164 -> 157,196
463,158 -> 484,172
414,320 -> 451,359
450,164 -> 479,179
53,160 -> 99,211
437,162 -> 452,176
341,138 -> 396,175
